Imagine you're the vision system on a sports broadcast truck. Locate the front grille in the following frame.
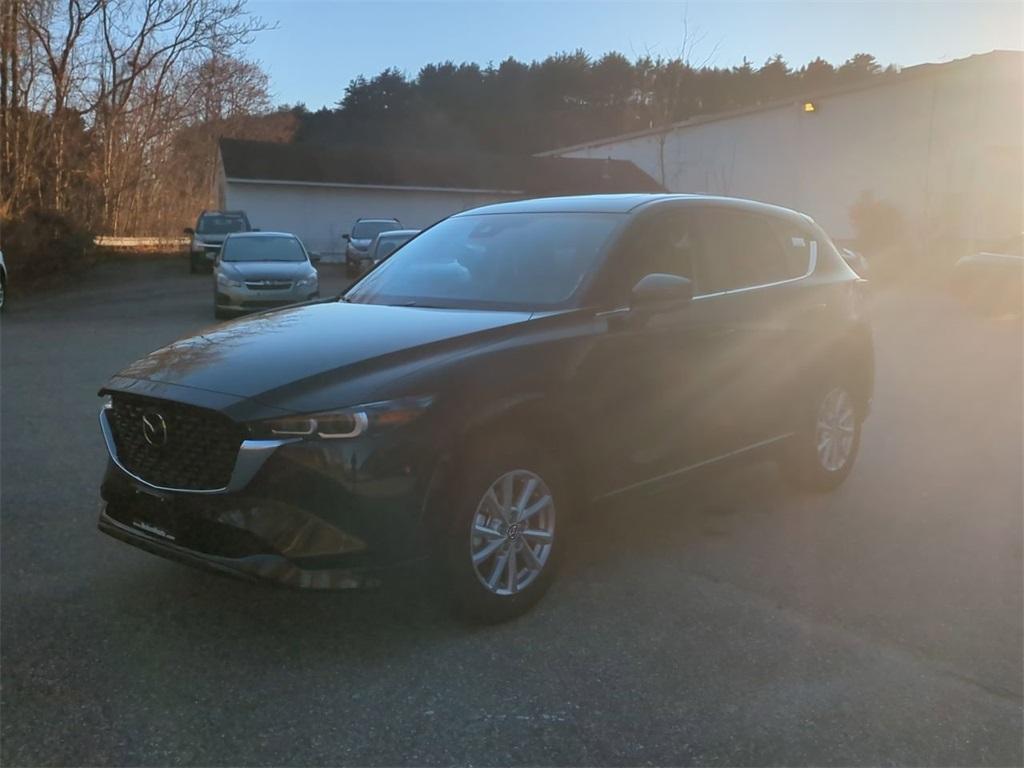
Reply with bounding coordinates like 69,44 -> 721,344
245,280 -> 292,291
106,395 -> 243,490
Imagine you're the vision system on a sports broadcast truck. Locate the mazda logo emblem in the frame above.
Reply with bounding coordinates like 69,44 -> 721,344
141,412 -> 168,448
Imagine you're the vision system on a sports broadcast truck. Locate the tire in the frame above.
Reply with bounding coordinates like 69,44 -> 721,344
781,380 -> 862,492
436,435 -> 568,623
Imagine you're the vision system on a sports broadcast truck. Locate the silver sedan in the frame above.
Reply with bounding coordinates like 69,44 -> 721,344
214,232 -> 320,319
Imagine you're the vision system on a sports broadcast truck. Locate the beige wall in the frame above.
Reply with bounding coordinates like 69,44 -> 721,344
557,55 -> 1023,249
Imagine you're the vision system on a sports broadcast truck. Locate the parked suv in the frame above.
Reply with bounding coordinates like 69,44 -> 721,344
368,229 -> 420,267
186,210 -> 252,273
97,194 -> 873,622
344,218 -> 401,275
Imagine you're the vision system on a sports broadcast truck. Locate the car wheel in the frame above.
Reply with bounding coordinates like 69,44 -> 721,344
437,436 -> 567,623
782,381 -> 861,492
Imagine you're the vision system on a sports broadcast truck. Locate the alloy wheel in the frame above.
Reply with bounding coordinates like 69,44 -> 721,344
469,469 -> 556,596
816,387 -> 856,472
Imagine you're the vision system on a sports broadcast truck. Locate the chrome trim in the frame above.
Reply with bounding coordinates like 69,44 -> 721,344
99,407 -> 295,495
596,433 -> 794,501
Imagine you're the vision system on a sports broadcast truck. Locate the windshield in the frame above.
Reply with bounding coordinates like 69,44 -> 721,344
222,236 -> 306,262
197,214 -> 247,235
352,220 -> 400,239
345,213 -> 622,310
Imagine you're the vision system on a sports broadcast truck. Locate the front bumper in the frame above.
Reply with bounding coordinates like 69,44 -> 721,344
215,283 -> 318,313
98,406 -> 438,588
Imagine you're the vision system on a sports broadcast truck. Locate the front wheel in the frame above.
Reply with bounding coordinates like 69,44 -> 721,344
437,438 -> 567,623
781,383 -> 862,492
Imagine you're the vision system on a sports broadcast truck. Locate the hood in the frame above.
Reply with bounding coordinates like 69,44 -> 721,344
107,301 -> 533,407
219,261 -> 314,281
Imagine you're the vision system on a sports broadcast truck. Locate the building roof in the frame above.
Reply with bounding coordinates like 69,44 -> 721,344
540,50 -> 1023,156
219,138 -> 664,195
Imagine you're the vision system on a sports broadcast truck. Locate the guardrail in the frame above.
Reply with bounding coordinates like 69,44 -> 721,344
94,236 -> 189,249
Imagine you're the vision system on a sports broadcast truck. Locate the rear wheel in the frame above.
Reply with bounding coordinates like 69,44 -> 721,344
437,437 -> 567,623
782,382 -> 861,492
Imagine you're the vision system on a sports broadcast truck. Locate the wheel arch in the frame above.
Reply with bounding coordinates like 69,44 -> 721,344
419,393 -> 588,543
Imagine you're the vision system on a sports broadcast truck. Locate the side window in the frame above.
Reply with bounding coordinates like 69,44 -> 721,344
771,221 -> 816,279
695,210 -> 798,293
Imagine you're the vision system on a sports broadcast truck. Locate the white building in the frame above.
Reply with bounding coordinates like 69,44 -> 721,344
216,139 -> 661,256
544,51 -> 1023,251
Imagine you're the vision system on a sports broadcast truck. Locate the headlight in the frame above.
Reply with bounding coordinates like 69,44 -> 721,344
296,274 -> 318,289
216,273 -> 244,288
250,395 -> 434,440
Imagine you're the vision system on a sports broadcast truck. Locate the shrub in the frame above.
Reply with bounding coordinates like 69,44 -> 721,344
2,209 -> 95,282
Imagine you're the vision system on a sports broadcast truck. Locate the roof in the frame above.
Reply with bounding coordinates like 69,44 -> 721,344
457,194 -> 674,215
227,230 -> 297,238
374,229 -> 420,238
540,50 -> 1023,156
457,193 -> 815,223
219,138 -> 664,195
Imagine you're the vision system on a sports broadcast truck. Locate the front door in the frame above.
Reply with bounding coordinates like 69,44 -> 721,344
575,206 -> 748,497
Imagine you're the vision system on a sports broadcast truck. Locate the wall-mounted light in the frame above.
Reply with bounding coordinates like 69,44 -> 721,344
803,101 -> 817,113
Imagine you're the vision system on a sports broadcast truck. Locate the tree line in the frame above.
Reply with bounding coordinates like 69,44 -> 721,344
295,51 -> 889,160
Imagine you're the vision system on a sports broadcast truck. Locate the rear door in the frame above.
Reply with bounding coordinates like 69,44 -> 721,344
690,208 -> 815,448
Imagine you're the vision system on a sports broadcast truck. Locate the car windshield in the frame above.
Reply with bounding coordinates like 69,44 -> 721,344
345,213 -> 622,310
222,236 -> 306,262
197,214 -> 247,235
352,220 -> 399,239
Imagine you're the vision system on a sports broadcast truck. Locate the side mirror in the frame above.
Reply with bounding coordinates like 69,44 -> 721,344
183,227 -> 195,236
341,233 -> 351,241
630,273 -> 693,312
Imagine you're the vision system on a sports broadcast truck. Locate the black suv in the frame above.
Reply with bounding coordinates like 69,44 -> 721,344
98,195 -> 873,621
185,210 -> 252,273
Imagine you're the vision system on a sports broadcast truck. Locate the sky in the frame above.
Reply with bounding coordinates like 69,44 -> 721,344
247,1 -> 1024,110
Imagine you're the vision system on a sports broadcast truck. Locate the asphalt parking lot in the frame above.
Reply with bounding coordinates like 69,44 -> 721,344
1,257 -> 1021,766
